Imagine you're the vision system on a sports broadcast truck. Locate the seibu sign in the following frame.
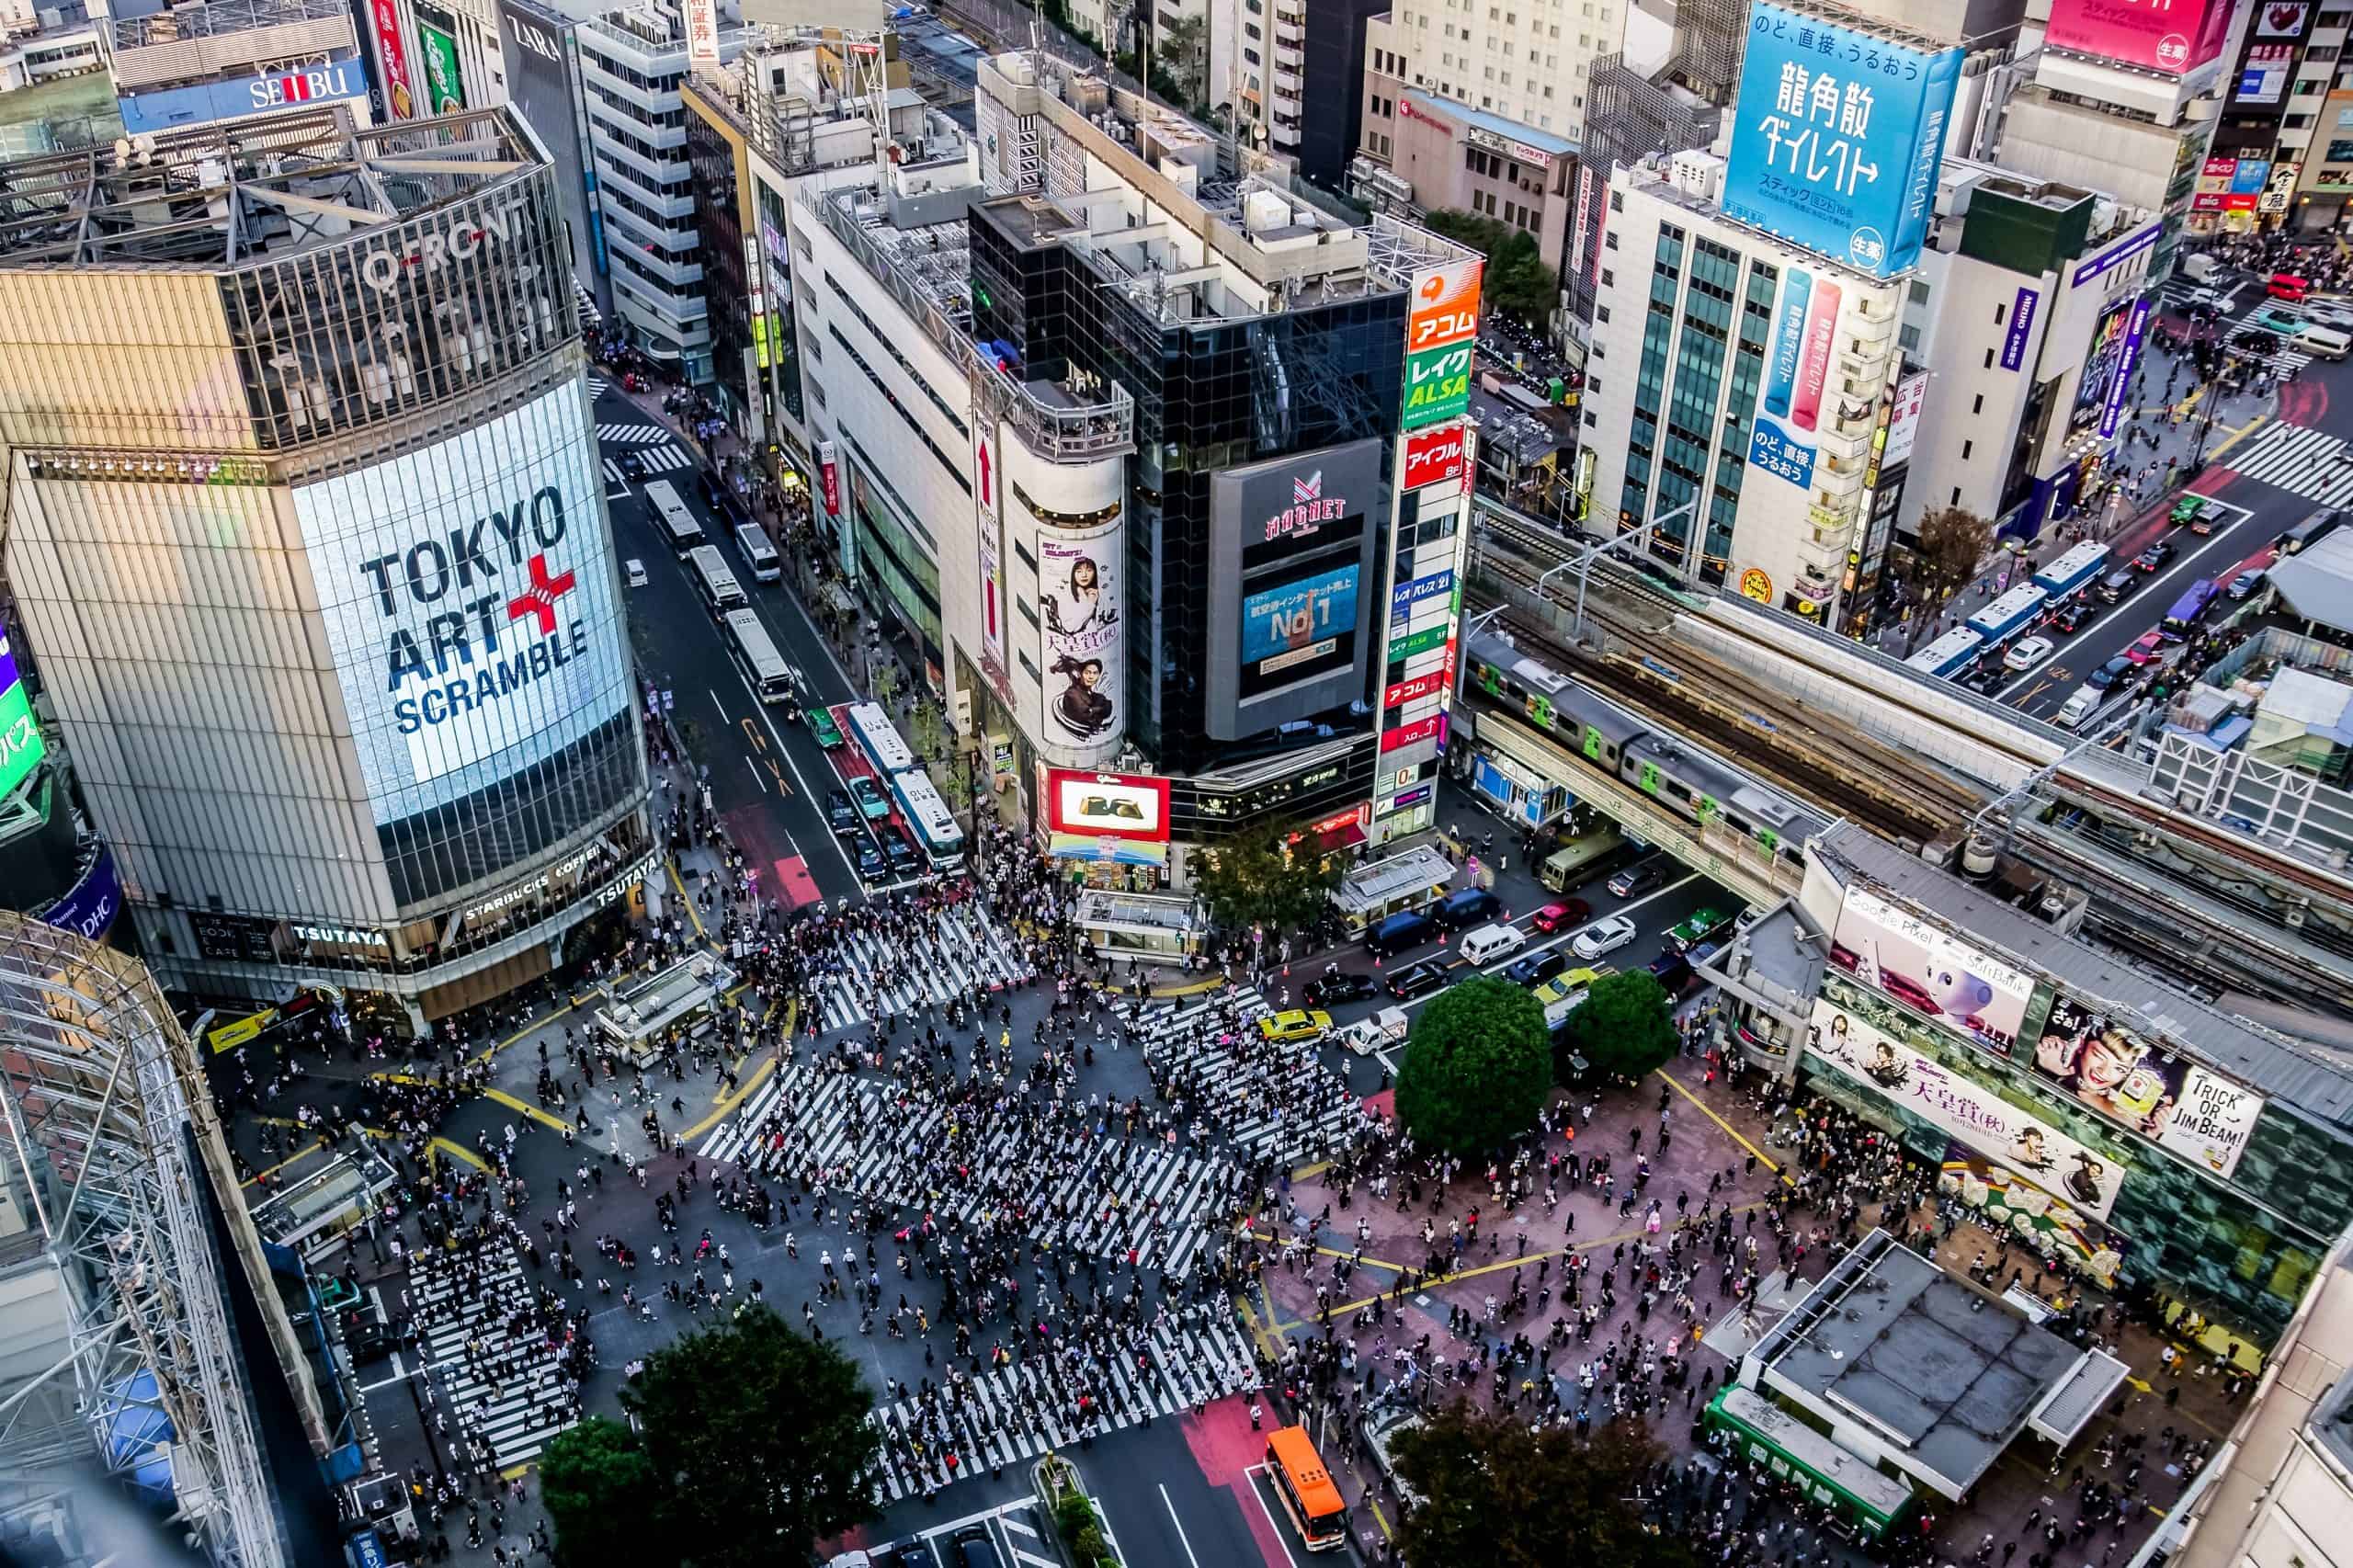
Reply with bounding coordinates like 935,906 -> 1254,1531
1402,423 -> 1467,490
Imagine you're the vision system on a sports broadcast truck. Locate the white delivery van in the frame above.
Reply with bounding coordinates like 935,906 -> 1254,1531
1459,923 -> 1526,965
2055,685 -> 2102,729
2181,253 -> 2221,283
2293,324 -> 2352,361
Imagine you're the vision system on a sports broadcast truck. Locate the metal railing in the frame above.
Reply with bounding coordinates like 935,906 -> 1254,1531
111,0 -> 343,50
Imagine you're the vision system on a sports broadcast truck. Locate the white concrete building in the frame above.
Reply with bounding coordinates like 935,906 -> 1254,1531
1584,151 -> 1904,624
1358,0 -> 1626,142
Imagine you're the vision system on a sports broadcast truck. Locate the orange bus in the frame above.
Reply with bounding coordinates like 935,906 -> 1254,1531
1265,1425 -> 1347,1551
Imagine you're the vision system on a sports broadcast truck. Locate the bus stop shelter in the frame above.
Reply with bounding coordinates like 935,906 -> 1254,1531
1332,844 -> 1458,935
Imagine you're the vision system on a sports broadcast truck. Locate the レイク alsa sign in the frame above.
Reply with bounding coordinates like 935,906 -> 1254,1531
1720,5 -> 1964,279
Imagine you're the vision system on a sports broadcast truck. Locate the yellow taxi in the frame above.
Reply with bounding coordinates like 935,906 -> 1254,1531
1256,1008 -> 1335,1044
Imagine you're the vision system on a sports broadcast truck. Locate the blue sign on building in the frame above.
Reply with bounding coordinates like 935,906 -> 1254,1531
118,57 -> 368,136
1721,4 -> 1965,279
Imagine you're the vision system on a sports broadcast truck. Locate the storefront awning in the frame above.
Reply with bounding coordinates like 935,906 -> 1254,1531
1314,821 -> 1369,852
2028,1347 -> 2132,1448
1049,832 -> 1168,868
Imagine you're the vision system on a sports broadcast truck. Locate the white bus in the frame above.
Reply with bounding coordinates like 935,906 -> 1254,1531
721,608 -> 796,705
733,520 -> 781,584
687,545 -> 746,613
845,700 -> 915,776
643,478 -> 704,551
888,767 -> 966,869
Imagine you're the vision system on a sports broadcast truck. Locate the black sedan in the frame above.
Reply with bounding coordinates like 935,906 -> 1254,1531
824,789 -> 861,835
1305,971 -> 1381,1008
2133,540 -> 2175,572
851,835 -> 887,881
1385,959 -> 1453,1000
616,449 -> 650,481
1503,949 -> 1568,988
2086,654 -> 2133,690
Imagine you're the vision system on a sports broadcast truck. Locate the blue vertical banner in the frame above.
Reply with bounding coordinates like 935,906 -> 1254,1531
1721,3 -> 1966,278
2000,286 -> 2040,371
2097,298 -> 2151,440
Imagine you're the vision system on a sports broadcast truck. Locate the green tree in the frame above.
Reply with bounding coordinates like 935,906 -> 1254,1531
1422,210 -> 1559,329
1392,1406 -> 1697,1568
1190,815 -> 1346,938
540,1416 -> 673,1568
1564,969 -> 1677,1083
616,1304 -> 881,1568
1394,975 -> 1551,1155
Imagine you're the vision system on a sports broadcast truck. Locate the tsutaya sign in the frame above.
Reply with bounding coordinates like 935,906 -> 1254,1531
358,193 -> 535,294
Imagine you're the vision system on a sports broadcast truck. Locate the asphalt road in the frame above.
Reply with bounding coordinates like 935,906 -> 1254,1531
595,385 -> 868,904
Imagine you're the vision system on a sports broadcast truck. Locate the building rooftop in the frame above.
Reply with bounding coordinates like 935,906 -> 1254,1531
1816,822 -> 2353,1125
0,104 -> 542,268
1398,89 -> 1580,159
2270,526 -> 2353,633
1752,1229 -> 2085,1498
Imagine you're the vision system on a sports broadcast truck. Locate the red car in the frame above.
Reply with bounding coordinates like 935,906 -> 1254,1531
1530,899 -> 1592,933
2125,630 -> 2165,665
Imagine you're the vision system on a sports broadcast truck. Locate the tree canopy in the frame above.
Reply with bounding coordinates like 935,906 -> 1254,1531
1564,968 -> 1677,1083
1421,210 -> 1559,329
1392,1405 -> 1698,1568
1394,974 -> 1552,1154
1907,506 -> 1993,605
1189,815 -> 1347,938
540,1306 -> 880,1568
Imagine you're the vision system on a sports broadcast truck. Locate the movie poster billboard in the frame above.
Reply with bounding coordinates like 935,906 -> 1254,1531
1810,998 -> 2126,1221
2031,999 -> 2265,1177
1831,885 -> 2037,1052
1038,525 -> 1121,746
1722,4 -> 1965,278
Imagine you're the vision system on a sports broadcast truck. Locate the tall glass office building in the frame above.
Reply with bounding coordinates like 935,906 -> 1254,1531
0,105 -> 652,1028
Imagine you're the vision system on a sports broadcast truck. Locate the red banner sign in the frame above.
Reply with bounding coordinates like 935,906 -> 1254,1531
818,439 -> 840,517
371,0 -> 415,119
1402,424 -> 1468,490
1383,670 -> 1447,709
1381,713 -> 1443,752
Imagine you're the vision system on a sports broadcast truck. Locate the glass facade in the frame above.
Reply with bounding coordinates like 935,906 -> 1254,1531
1813,972 -> 2351,1346
685,109 -> 751,425
967,204 -> 1407,775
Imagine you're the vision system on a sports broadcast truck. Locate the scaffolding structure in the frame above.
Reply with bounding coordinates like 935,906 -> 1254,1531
0,914 -> 306,1568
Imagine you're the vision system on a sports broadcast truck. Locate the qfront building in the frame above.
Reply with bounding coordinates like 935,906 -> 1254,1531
0,106 -> 653,1029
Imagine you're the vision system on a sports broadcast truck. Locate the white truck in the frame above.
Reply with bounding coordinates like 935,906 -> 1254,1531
1335,1006 -> 1409,1056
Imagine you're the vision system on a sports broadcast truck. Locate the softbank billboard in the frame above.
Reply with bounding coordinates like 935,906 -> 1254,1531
118,57 -> 369,135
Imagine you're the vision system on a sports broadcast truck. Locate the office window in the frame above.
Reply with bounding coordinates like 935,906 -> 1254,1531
1972,393 -> 1984,415
1984,347 -> 1995,369
1961,439 -> 1973,460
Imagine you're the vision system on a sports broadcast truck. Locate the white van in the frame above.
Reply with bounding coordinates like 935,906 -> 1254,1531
2181,252 -> 2221,284
2293,323 -> 2352,361
733,521 -> 782,583
1460,923 -> 1526,966
2055,685 -> 2102,729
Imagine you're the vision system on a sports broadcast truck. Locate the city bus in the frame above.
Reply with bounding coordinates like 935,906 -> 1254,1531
2031,541 -> 2109,600
643,478 -> 704,551
1264,1426 -> 1347,1551
1904,628 -> 1984,680
844,700 -> 915,778
888,767 -> 966,870
1965,584 -> 2049,647
687,546 -> 747,614
721,608 -> 795,705
2160,577 -> 2220,642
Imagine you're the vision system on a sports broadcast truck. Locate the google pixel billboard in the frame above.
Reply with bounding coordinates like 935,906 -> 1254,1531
1722,4 -> 1964,279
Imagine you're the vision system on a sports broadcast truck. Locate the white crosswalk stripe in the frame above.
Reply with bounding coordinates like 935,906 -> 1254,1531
2218,421 -> 2353,506
638,442 -> 692,472
699,1062 -> 1241,1278
2219,299 -> 2316,376
865,1314 -> 1258,1501
586,377 -> 609,399
1123,987 -> 1369,1168
404,1247 -> 580,1471
597,420 -> 670,444
789,902 -> 1033,1033
603,458 -> 628,485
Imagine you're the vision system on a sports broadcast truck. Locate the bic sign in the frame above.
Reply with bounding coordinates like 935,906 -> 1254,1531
1404,344 -> 1472,430
1402,424 -> 1467,489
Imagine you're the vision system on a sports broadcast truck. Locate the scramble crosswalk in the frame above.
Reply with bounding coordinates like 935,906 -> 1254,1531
407,1247 -> 579,1471
1123,988 -> 1369,1168
600,445 -> 693,484
699,1061 -> 1240,1279
2215,298 -> 2318,376
793,901 -> 1034,1033
867,1314 -> 1259,1501
2218,420 -> 2353,506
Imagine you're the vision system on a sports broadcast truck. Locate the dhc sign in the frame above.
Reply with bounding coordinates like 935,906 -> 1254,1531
119,57 -> 368,134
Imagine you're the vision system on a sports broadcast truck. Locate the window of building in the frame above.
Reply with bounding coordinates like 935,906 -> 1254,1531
1605,229 -> 1619,249
1596,304 -> 1610,324
1609,188 -> 1622,210
1961,439 -> 1973,460
1600,267 -> 1613,287
1898,323 -> 1920,351
1983,347 -> 1995,369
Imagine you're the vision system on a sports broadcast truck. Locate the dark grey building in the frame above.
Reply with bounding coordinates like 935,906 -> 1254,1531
494,0 -> 612,320
1297,0 -> 1388,189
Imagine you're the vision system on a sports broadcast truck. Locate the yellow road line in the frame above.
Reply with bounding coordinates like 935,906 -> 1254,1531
482,1085 -> 571,1132
428,1135 -> 485,1170
241,1137 -> 325,1188
2203,415 -> 2266,465
667,858 -> 706,937
680,1053 -> 778,1143
1659,1068 -> 1789,1187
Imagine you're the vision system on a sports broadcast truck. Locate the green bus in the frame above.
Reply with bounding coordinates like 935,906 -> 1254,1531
1703,1385 -> 1917,1541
